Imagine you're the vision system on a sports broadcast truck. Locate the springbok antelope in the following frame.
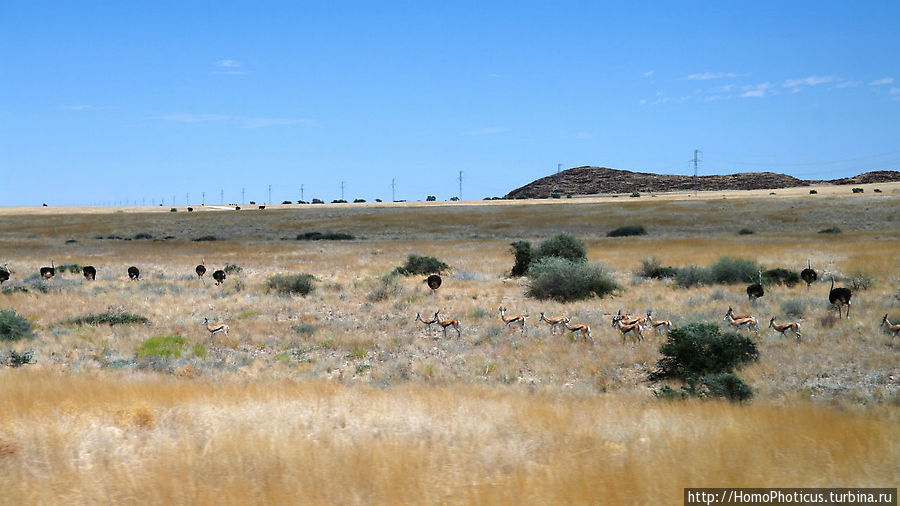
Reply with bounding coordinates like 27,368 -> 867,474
646,311 -> 671,335
769,317 -> 802,342
435,312 -> 461,338
725,306 -> 752,320
615,309 -> 646,327
564,317 -> 593,343
202,317 -> 229,337
539,312 -> 568,334
724,307 -> 759,331
414,312 -> 438,335
612,314 -> 644,343
881,314 -> 900,340
499,307 -> 527,332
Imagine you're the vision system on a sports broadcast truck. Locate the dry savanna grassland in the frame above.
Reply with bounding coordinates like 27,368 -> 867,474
1,183 -> 898,504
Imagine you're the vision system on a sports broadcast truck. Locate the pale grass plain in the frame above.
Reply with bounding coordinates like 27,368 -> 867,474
0,183 -> 898,504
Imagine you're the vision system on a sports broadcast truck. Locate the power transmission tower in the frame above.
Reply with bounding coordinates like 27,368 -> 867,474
202,192 -> 205,205
391,178 -> 396,202
268,185 -> 272,204
691,149 -> 702,196
341,181 -> 345,201
241,187 -> 245,204
220,189 -> 224,205
300,184 -> 304,202
186,193 -> 189,205
458,171 -> 463,200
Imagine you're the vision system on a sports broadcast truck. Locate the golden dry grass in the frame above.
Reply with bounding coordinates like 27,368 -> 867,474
0,184 -> 898,503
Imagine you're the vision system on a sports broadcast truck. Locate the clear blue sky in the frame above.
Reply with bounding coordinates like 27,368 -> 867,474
2,1 -> 899,206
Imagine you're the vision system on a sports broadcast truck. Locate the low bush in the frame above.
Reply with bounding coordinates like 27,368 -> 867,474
525,257 -> 619,302
425,196 -> 436,202
137,335 -> 188,359
708,256 -> 759,284
393,254 -> 450,276
68,309 -> 150,326
638,257 -> 678,279
536,233 -> 587,263
629,192 -> 640,198
701,373 -> 754,402
0,310 -> 34,342
5,349 -> 35,367
781,298 -> 810,318
849,269 -> 874,291
134,233 -> 154,240
55,264 -> 82,273
267,273 -> 316,296
193,235 -> 218,241
809,189 -> 818,194
762,268 -> 800,287
851,187 -> 864,193
738,228 -> 754,235
296,231 -> 355,241
509,241 -> 534,277
223,263 -> 243,274
366,274 -> 404,302
674,265 -> 713,288
818,226 -> 841,234
607,225 -> 647,237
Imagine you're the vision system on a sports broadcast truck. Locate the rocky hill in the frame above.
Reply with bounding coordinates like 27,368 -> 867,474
504,166 -> 900,198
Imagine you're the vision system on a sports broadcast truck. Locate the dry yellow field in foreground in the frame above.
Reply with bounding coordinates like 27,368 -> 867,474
0,184 -> 898,504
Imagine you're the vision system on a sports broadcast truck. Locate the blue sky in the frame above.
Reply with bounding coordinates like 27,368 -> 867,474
2,1 -> 899,206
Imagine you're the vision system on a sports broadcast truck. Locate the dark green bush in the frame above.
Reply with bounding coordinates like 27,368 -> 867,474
851,187 -> 864,193
762,268 -> 800,287
296,231 -> 355,241
312,198 -> 325,204
536,233 -> 587,263
134,233 -> 154,240
738,228 -> 754,235
68,309 -> 150,326
708,256 -> 760,284
525,257 -> 619,302
509,241 -> 534,277
193,235 -> 218,241
630,192 -> 640,198
818,226 -> 841,234
650,323 -> 758,381
639,257 -> 678,279
0,310 -> 34,342
267,273 -> 317,296
393,254 -> 450,276
223,263 -> 243,274
5,349 -> 35,367
607,225 -> 647,237
701,373 -> 754,402
674,265 -> 713,288
425,196 -> 437,202
809,189 -> 818,194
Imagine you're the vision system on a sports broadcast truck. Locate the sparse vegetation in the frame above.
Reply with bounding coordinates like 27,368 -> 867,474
67,309 -> 150,326
851,187 -> 864,193
366,274 -> 404,302
818,226 -> 842,234
738,228 -> 754,235
137,335 -> 188,359
193,235 -> 218,241
296,231 -> 355,241
762,268 -> 800,287
638,257 -> 678,279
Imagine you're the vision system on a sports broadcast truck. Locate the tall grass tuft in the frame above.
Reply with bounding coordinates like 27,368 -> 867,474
137,335 -> 188,359
525,257 -> 619,302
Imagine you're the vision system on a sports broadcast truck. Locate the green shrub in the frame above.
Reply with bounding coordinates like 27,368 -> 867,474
818,226 -> 841,234
137,335 -> 188,359
708,256 -> 759,284
674,265 -> 713,288
292,324 -> 318,336
193,235 -> 218,241
849,269 -> 874,291
393,254 -> 450,276
738,228 -> 754,235
650,323 -> 758,382
5,349 -> 35,367
639,257 -> 678,279
426,196 -> 436,202
170,208 -> 177,212
536,233 -> 587,263
0,310 -> 34,342
809,189 -> 818,194
525,257 -> 619,302
851,187 -> 864,193
874,188 -> 882,193
223,263 -> 243,274
134,233 -> 154,240
296,231 -> 355,241
629,192 -> 641,198
68,309 -> 149,326
780,298 -> 809,318
762,268 -> 800,287
607,225 -> 647,237
701,373 -> 754,402
509,241 -> 534,277
367,273 -> 404,302
267,273 -> 317,296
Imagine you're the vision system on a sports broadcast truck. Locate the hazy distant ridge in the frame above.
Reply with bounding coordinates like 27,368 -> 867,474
504,167 -> 900,198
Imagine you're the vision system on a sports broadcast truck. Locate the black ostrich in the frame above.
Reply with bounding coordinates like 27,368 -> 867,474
828,276 -> 852,319
127,266 -> 140,281
426,274 -> 442,294
196,259 -> 207,280
0,264 -> 10,284
82,265 -> 97,280
800,259 -> 817,290
746,270 -> 764,300
212,269 -> 226,285
40,262 -> 55,280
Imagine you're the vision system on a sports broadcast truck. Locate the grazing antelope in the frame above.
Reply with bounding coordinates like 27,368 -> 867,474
213,269 -> 226,285
499,307 -> 527,332
746,270 -> 764,300
612,314 -> 644,343
127,266 -> 140,280
202,317 -> 229,337
828,276 -> 852,319
769,317 -> 802,342
564,317 -> 593,343
196,259 -> 207,280
0,264 -> 10,284
881,314 -> 900,340
414,312 -> 438,335
40,262 -> 55,279
82,265 -> 97,281
725,306 -> 753,320
800,259 -> 817,290
434,312 -> 461,338
646,311 -> 671,335
724,307 -> 759,331
615,309 -> 646,327
539,312 -> 568,334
